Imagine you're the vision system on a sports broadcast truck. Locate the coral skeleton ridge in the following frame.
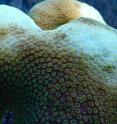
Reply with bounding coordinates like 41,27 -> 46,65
29,0 -> 106,30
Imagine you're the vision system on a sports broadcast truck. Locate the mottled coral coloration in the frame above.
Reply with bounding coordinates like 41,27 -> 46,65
29,0 -> 106,30
29,0 -> 81,30
0,18 -> 117,124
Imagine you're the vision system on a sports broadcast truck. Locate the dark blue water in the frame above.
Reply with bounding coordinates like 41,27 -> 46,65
2,112 -> 14,124
0,0 -> 38,13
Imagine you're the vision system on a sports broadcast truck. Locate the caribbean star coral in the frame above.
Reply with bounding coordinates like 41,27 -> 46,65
0,0 -> 117,123
29,0 -> 106,30
0,14 -> 117,124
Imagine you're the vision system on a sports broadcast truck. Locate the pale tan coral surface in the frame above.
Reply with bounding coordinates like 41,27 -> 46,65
29,0 -> 106,30
29,0 -> 81,30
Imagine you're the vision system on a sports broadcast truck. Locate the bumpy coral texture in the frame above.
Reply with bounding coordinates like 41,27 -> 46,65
0,19 -> 117,124
29,0 -> 80,30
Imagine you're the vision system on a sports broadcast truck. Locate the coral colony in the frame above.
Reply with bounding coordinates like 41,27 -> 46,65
29,0 -> 106,30
0,0 -> 117,124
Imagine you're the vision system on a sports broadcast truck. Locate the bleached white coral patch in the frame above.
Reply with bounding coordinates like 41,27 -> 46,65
75,1 -> 106,24
0,5 -> 41,31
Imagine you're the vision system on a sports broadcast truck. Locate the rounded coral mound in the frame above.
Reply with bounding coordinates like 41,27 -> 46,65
29,0 -> 106,30
0,5 -> 41,32
0,17 -> 117,124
